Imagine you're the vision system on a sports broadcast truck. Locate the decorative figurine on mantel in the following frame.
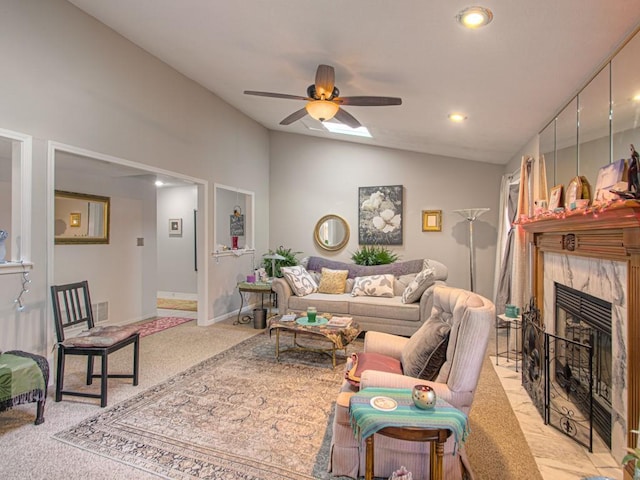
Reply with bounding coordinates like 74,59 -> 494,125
0,229 -> 8,264
612,144 -> 640,199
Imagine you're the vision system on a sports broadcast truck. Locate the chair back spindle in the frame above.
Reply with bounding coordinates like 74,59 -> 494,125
51,281 -> 95,342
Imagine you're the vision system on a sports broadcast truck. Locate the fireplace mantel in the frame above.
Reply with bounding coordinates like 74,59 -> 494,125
519,199 -> 639,475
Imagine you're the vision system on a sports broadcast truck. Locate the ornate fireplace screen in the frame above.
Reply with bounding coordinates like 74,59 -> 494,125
521,296 -> 598,452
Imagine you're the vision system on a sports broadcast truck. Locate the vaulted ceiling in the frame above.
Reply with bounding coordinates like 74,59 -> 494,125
67,1 -> 640,164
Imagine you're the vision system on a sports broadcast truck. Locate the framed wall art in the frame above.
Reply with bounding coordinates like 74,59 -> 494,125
422,210 -> 442,232
169,218 -> 182,236
69,213 -> 81,227
358,185 -> 403,245
549,185 -> 563,210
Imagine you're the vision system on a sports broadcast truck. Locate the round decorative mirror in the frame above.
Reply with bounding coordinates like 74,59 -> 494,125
314,214 -> 350,251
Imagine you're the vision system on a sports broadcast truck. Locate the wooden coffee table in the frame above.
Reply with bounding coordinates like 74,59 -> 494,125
268,314 -> 360,368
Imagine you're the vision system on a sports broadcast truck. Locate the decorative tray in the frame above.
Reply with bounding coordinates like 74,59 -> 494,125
295,317 -> 328,326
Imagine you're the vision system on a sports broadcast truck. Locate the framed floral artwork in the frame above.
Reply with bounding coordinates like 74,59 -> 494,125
549,185 -> 563,210
358,185 -> 403,245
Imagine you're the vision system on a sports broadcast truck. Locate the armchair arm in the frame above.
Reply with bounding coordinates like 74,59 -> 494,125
363,331 -> 408,360
271,278 -> 292,315
360,370 -> 474,413
360,370 -> 456,406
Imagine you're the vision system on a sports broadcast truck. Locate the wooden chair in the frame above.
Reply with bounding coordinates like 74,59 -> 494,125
51,281 -> 140,407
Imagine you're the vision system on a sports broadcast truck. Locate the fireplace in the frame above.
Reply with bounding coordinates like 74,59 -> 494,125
520,200 -> 640,475
555,283 -> 612,448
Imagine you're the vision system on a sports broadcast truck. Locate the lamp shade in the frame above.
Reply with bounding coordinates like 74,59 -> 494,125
305,100 -> 339,122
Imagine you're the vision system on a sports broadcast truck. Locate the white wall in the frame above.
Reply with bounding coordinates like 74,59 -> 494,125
0,0 -> 269,354
269,132 -> 504,300
157,185 -> 198,294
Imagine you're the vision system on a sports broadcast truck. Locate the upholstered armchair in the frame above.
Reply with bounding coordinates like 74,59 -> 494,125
329,285 -> 495,480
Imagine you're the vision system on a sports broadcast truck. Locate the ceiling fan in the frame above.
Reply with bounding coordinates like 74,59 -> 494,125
244,64 -> 402,129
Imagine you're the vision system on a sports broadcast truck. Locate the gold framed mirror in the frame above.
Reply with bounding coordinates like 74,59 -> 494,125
55,190 -> 110,244
314,214 -> 349,251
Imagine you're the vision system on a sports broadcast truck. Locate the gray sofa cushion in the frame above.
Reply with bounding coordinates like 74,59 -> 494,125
306,257 -> 424,279
349,296 -> 420,321
401,316 -> 451,380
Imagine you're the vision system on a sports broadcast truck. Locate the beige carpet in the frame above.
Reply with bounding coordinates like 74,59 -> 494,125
0,319 -> 541,479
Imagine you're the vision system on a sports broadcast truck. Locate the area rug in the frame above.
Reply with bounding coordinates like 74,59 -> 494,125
53,333 -> 353,480
137,316 -> 194,338
157,298 -> 197,311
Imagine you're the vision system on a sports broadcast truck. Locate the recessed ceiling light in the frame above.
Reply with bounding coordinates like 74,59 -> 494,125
448,113 -> 468,123
322,121 -> 372,138
456,6 -> 493,29
633,93 -> 640,102
155,180 -> 164,187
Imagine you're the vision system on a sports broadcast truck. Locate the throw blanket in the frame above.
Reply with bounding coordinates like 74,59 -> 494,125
0,351 -> 48,412
349,387 -> 470,450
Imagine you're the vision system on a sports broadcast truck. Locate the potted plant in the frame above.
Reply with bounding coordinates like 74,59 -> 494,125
262,246 -> 300,278
350,245 -> 399,266
622,429 -> 640,480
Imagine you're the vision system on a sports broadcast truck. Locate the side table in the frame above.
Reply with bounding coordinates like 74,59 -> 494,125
495,313 -> 522,371
235,281 -> 274,326
350,387 -> 469,480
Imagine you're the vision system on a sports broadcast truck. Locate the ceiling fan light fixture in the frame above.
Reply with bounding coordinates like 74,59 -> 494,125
457,6 -> 493,29
305,100 -> 339,122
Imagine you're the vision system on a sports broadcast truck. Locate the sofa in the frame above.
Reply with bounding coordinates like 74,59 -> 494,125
271,256 -> 448,336
329,285 -> 495,479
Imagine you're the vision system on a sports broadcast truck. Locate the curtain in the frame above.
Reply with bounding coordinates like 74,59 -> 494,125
493,174 -> 520,314
512,155 -> 548,311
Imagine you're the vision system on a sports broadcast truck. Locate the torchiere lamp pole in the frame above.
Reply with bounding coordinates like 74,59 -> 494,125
453,208 -> 490,292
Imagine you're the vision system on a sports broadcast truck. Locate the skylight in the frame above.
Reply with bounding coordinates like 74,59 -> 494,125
322,122 -> 372,138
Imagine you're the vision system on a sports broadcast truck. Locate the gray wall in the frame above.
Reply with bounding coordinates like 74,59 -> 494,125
269,132 -> 504,300
157,185 -> 198,294
0,0 -> 269,354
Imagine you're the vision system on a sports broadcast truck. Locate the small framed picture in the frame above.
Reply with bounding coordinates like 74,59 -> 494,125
69,213 -> 81,227
594,159 -> 627,204
169,218 -> 182,236
549,185 -> 563,210
422,210 -> 442,232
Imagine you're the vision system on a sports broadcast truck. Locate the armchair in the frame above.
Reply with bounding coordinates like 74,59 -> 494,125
329,285 -> 495,480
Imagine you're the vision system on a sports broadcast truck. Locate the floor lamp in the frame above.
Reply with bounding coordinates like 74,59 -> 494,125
454,208 -> 490,292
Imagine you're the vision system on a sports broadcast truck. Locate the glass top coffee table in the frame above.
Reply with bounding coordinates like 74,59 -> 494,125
268,313 -> 361,369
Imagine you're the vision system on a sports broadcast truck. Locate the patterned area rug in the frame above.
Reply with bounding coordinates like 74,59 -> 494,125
137,317 -> 194,337
53,334 -> 356,479
157,298 -> 197,311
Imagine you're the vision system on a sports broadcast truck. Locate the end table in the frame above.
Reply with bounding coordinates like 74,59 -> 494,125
235,281 -> 274,325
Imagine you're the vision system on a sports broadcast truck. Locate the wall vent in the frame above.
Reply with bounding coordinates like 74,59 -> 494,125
92,302 -> 109,323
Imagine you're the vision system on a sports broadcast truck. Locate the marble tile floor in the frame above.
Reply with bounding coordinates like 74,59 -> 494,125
491,355 -> 622,480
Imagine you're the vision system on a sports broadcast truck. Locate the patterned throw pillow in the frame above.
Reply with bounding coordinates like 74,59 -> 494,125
281,266 -> 318,297
351,274 -> 395,298
401,316 -> 451,381
317,268 -> 349,294
401,267 -> 436,303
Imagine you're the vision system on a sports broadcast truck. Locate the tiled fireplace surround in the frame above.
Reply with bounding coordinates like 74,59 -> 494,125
521,201 -> 640,479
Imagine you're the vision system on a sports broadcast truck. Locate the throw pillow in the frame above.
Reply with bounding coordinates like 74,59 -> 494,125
317,268 -> 349,294
401,267 -> 436,304
351,274 -> 395,298
281,266 -> 318,296
345,351 -> 403,386
401,316 -> 451,381
394,273 -> 417,296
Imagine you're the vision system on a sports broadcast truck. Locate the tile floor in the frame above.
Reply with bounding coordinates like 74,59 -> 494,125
492,354 -> 622,480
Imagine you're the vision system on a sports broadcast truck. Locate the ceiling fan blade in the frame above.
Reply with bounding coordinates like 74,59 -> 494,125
336,96 -> 402,106
279,108 -> 308,125
244,90 -> 309,101
333,108 -> 362,129
314,64 -> 335,99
